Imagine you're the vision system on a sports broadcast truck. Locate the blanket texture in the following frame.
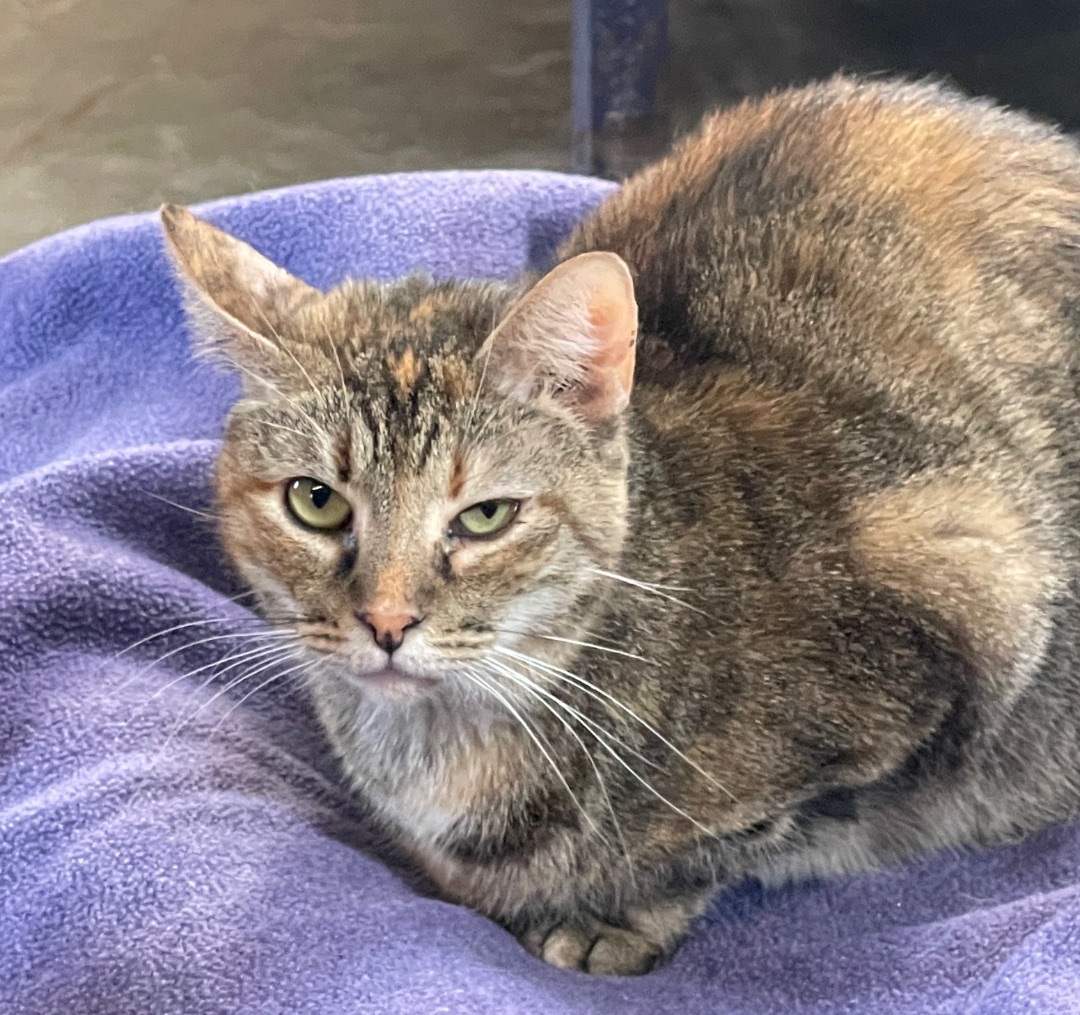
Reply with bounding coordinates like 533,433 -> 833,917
2,171 -> 1079,1014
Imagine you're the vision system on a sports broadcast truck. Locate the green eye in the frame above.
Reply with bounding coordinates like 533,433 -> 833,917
451,499 -> 519,539
285,477 -> 352,531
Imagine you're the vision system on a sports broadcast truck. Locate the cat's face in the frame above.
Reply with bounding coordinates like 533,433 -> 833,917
162,206 -> 637,705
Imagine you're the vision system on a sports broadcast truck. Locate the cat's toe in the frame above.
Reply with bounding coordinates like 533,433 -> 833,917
585,927 -> 662,976
523,920 -> 662,975
532,923 -> 595,970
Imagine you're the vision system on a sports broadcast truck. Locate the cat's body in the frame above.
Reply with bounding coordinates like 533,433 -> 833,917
163,77 -> 1080,975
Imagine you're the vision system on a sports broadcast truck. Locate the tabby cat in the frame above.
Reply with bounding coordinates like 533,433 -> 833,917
161,77 -> 1080,975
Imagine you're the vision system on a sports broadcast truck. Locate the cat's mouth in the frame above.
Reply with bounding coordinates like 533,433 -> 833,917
340,663 -> 442,697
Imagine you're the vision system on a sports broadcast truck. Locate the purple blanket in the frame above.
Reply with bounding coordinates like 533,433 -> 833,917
2,170 -> 1079,1014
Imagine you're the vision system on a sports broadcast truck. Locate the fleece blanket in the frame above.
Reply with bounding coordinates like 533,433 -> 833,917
2,170 -> 1079,1015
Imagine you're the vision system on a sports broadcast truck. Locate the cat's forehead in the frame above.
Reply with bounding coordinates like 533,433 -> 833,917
316,276 -> 510,364
287,283 -> 502,484
287,278 -> 516,431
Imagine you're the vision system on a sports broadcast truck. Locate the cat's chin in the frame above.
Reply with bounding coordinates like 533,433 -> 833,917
340,665 -> 442,701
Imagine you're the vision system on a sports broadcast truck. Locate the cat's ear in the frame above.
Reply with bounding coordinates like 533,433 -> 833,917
477,252 -> 638,422
160,204 -> 321,393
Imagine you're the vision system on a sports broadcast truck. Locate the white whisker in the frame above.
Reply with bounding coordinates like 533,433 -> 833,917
165,646 -> 305,744
112,616 -> 232,664
482,658 -> 634,874
462,665 -> 605,840
321,319 -> 351,409
494,655 -> 663,774
164,638 -> 298,706
496,646 -> 738,804
231,359 -> 324,434
138,488 -> 219,521
224,590 -> 258,602
122,640 -> 291,726
464,323 -> 495,435
252,301 -> 321,397
589,567 -> 707,616
112,627 -> 292,693
498,629 -> 652,663
486,656 -> 716,841
259,418 -> 310,440
589,568 -> 692,592
208,655 -> 319,735
233,359 -> 286,396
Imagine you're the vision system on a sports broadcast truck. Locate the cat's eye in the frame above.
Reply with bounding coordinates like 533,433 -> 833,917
450,499 -> 519,539
285,477 -> 353,531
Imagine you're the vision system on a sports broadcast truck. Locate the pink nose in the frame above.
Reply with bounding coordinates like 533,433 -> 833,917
357,610 -> 422,654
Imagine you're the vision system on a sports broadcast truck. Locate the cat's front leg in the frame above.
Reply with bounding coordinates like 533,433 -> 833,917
518,894 -> 711,975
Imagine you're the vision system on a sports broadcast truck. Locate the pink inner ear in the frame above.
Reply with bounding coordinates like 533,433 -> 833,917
589,296 -> 636,383
577,258 -> 638,419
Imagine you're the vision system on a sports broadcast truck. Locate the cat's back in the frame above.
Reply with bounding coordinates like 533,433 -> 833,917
564,79 -> 1080,852
563,77 -> 1080,429
565,81 -> 1080,799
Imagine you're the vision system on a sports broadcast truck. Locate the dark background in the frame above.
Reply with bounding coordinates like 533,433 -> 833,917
666,1 -> 1080,137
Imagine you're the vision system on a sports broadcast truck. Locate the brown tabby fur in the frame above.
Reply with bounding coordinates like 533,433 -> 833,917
163,77 -> 1080,975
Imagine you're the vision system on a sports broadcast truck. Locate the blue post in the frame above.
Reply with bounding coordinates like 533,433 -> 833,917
571,0 -> 669,177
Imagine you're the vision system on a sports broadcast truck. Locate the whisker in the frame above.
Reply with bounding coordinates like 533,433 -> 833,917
493,655 -> 663,774
262,609 -> 325,624
162,637 -> 298,707
122,640 -> 291,725
589,567 -> 707,616
494,629 -> 652,663
118,629 -> 294,695
462,665 -> 605,840
207,655 -> 319,735
321,319 -> 351,410
481,658 -> 633,872
112,616 -> 233,664
252,302 -> 322,398
165,646 -> 305,744
231,359 -> 324,435
112,630 -> 293,695
224,590 -> 259,602
233,359 -> 288,396
496,646 -> 738,804
464,322 -> 496,436
259,419 -> 311,440
138,488 -> 220,522
485,656 -> 712,844
589,568 -> 692,593
248,305 -> 344,442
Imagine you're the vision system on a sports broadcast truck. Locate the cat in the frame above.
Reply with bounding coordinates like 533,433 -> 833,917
161,76 -> 1080,976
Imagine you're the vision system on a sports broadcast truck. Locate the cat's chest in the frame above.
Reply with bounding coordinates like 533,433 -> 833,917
380,783 -> 464,845
333,703 -> 526,846
374,751 -> 502,845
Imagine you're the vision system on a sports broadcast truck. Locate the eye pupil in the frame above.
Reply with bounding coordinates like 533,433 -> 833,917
450,498 -> 519,539
285,477 -> 352,531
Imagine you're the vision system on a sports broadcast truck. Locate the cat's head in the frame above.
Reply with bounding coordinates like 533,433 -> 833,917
162,206 -> 637,703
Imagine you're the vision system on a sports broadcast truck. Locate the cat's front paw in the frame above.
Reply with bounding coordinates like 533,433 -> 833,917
522,918 -> 663,976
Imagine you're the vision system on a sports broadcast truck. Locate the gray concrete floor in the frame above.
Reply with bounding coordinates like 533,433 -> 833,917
0,0 -> 570,255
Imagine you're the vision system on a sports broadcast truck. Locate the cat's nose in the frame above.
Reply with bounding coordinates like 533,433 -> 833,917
357,609 -> 423,655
